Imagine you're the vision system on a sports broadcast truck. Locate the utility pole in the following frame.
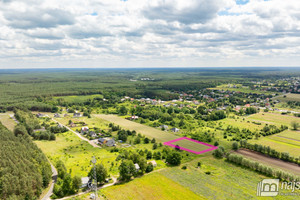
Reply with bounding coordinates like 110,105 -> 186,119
91,156 -> 98,200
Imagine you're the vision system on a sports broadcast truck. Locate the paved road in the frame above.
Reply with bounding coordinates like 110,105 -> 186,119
51,118 -> 100,148
235,149 -> 300,175
41,162 -> 58,200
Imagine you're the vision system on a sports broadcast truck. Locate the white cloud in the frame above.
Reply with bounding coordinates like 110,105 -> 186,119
0,0 -> 299,68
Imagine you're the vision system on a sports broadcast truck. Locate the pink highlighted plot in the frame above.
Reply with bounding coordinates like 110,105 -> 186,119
163,137 -> 218,154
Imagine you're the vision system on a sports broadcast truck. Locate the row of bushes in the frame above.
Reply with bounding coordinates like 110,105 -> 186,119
240,140 -> 300,165
226,154 -> 300,182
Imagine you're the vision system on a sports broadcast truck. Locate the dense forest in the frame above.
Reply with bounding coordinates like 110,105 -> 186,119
0,68 -> 299,112
0,122 -> 52,200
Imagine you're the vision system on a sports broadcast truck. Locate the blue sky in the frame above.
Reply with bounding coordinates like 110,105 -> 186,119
0,0 -> 299,68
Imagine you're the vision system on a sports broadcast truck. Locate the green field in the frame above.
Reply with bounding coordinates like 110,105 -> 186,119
209,84 -> 274,95
277,130 -> 300,141
172,139 -> 211,152
94,114 -> 178,142
0,113 -> 17,131
159,157 -> 298,200
247,112 -> 299,126
49,113 -> 110,130
274,93 -> 300,102
35,131 -> 119,177
102,173 -> 204,200
53,94 -> 103,104
248,136 -> 300,157
220,117 -> 266,131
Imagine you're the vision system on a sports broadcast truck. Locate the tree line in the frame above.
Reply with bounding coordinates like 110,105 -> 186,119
0,122 -> 52,200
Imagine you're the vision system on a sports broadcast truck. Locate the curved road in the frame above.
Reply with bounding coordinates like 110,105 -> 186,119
40,118 -> 100,200
41,162 -> 58,200
56,177 -> 117,200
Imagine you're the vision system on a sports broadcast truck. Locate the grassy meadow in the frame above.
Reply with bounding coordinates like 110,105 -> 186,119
172,139 -> 212,152
247,112 -> 299,126
159,157 -> 299,200
53,94 -> 103,104
35,131 -> 119,177
0,113 -> 16,131
274,93 -> 300,102
94,114 -> 178,142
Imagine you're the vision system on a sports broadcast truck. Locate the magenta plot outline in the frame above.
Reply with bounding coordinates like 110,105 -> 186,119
163,137 -> 218,154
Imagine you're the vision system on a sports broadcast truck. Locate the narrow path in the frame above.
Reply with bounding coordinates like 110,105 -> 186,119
51,118 -> 100,148
9,114 -> 19,124
41,162 -> 58,200
235,149 -> 300,175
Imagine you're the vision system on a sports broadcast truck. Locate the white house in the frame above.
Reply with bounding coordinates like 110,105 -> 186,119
134,163 -> 140,171
148,160 -> 157,167
81,126 -> 89,134
159,125 -> 168,130
170,128 -> 180,132
73,113 -> 81,117
81,177 -> 89,188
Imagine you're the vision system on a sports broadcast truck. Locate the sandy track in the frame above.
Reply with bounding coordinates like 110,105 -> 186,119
235,149 -> 300,175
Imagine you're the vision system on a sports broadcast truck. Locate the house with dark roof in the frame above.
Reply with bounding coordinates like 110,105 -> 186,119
170,127 -> 180,132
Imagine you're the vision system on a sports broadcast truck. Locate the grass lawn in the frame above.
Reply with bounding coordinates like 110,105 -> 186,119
101,173 -> 204,200
0,112 -> 17,131
159,157 -> 298,200
171,139 -> 211,152
220,117 -> 265,131
35,131 -> 119,177
277,130 -> 300,141
274,93 -> 300,102
247,112 -> 299,126
53,94 -> 103,104
94,114 -> 178,142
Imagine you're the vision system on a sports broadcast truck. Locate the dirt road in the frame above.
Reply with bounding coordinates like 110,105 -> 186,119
51,118 -> 100,148
235,149 -> 300,175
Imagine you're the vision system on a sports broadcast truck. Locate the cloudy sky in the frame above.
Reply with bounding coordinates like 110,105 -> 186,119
0,0 -> 299,68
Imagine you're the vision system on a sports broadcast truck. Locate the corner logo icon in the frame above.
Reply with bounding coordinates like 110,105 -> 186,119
257,179 -> 279,197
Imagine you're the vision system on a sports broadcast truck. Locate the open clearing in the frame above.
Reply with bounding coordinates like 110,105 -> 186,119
274,93 -> 300,102
0,113 -> 16,131
277,129 -> 300,141
101,173 -> 204,200
247,112 -> 299,126
235,149 -> 300,175
220,117 -> 266,131
170,139 -> 211,152
94,114 -> 178,142
164,137 -> 217,154
159,157 -> 297,200
35,131 -> 118,177
53,94 -> 103,104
